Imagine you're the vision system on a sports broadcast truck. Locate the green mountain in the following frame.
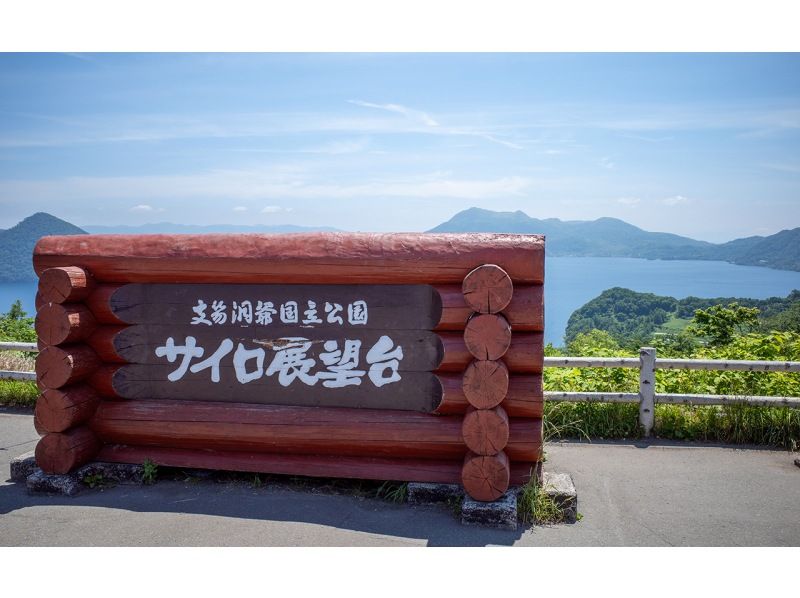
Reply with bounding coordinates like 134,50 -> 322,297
566,287 -> 800,344
428,207 -> 800,271
0,213 -> 87,281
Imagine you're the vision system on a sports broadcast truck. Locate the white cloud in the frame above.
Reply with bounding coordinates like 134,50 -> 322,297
232,206 -> 248,212
0,170 -> 533,203
662,195 -> 691,206
616,197 -> 640,206
129,204 -> 164,213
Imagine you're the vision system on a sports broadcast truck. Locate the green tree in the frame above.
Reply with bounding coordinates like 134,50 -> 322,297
0,300 -> 36,342
688,303 -> 760,346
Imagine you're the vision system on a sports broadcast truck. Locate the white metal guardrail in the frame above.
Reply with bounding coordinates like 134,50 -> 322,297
1,343 -> 798,435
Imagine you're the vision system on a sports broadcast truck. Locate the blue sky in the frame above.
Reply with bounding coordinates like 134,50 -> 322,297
0,52 -> 798,241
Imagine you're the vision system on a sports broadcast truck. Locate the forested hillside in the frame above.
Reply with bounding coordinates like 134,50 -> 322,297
565,287 -> 800,345
0,213 -> 86,281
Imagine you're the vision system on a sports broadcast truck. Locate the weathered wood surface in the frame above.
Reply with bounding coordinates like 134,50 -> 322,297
81,282 -> 545,331
461,450 -> 510,502
35,426 -> 100,474
38,266 -> 94,304
89,400 -> 542,461
462,264 -> 513,314
108,283 -> 442,330
113,366 -> 442,412
435,373 -> 543,417
96,444 -> 540,486
34,385 -> 100,433
462,360 -> 509,409
439,332 -> 541,373
463,314 -> 512,361
35,303 -> 97,346
36,345 -> 100,389
88,365 -> 121,397
34,233 -> 545,284
462,406 -> 510,455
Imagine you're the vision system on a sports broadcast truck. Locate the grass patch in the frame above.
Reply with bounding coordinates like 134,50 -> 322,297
0,379 -> 38,408
544,400 -> 642,441
517,479 -> 565,525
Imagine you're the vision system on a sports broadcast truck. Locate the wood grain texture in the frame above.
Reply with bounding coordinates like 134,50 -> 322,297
96,444 -> 540,486
35,426 -> 100,474
36,344 -> 100,389
462,264 -> 513,314
462,406 -> 510,455
33,232 -> 545,284
35,303 -> 97,346
89,399 -> 542,461
85,284 -> 126,325
34,385 -> 100,433
439,332 -> 543,373
435,373 -> 543,417
461,450 -> 511,501
38,266 -> 94,304
463,314 -> 512,361
462,360 -> 509,409
35,291 -> 45,312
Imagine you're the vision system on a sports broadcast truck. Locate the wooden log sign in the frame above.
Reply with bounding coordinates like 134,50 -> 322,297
32,232 -> 546,502
108,284 -> 443,411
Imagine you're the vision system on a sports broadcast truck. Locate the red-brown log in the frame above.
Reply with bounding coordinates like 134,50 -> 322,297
34,385 -> 101,433
35,426 -> 100,474
38,266 -> 94,304
462,360 -> 509,409
84,284 -> 126,325
33,233 -> 545,284
86,326 -> 129,363
35,291 -> 46,312
36,344 -> 100,389
462,264 -> 513,314
437,283 -> 543,331
88,365 -> 121,397
507,418 -> 543,462
462,406 -> 510,455
96,444 -> 539,486
33,410 -> 47,436
90,399 -> 541,461
463,313 -> 512,361
439,332 -> 542,373
462,450 -> 511,502
435,373 -> 543,417
35,303 -> 97,346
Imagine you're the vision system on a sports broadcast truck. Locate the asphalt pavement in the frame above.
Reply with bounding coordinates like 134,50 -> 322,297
1,408 -> 798,546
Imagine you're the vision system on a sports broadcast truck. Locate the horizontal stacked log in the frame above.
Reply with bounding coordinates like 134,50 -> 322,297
32,233 -> 544,496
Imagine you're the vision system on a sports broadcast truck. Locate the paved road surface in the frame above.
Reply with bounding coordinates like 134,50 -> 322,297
1,409 -> 798,546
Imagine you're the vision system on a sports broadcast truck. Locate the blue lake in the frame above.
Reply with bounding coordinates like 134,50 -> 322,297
4,257 -> 800,346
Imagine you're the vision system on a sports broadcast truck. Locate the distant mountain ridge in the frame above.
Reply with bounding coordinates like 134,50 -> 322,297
0,213 -> 86,282
428,207 -> 800,271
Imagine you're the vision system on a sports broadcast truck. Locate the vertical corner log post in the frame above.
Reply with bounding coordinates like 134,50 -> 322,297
34,265 -> 104,473
459,264 -> 514,502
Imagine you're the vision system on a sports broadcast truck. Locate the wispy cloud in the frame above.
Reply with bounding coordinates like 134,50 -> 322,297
348,100 -> 439,127
232,206 -> 248,212
0,170 -> 533,203
261,205 -> 292,213
616,197 -> 640,206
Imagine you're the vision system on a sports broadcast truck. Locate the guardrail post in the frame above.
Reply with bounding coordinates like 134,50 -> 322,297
639,347 -> 656,437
